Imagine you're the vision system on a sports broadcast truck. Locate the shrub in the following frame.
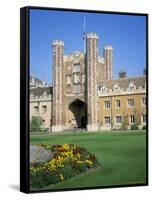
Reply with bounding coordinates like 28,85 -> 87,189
142,125 -> 147,130
30,116 -> 42,132
121,114 -> 129,130
30,144 -> 100,189
130,124 -> 139,130
30,166 -> 59,189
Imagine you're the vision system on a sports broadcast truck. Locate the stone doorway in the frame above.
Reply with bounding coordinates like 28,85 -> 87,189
68,100 -> 87,129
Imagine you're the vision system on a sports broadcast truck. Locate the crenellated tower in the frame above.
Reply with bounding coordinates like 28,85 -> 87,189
52,40 -> 64,132
51,33 -> 113,132
104,45 -> 113,80
86,33 -> 99,131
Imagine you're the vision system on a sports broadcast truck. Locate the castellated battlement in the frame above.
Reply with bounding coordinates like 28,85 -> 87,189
53,40 -> 64,46
104,45 -> 113,51
86,32 -> 99,39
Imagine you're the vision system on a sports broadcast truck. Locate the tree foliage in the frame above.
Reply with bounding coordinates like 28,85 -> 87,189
121,113 -> 129,130
30,116 -> 42,132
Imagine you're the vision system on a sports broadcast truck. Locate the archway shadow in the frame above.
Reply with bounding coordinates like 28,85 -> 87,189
69,99 -> 87,129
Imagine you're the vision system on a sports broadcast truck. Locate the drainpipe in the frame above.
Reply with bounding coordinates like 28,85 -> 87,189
110,96 -> 113,130
38,101 -> 40,117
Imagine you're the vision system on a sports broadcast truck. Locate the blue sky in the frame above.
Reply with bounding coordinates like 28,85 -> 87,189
30,9 -> 146,85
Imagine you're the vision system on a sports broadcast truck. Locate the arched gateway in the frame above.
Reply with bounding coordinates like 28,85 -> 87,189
52,33 -> 103,132
68,99 -> 87,129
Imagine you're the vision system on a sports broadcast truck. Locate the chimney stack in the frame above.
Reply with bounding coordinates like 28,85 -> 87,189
119,70 -> 127,79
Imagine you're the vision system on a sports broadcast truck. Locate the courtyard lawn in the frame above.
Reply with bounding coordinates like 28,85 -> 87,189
30,130 -> 147,190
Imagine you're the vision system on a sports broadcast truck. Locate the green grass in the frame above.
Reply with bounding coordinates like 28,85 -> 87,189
30,130 -> 147,190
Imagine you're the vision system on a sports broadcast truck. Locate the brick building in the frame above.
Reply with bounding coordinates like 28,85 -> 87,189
30,33 -> 147,132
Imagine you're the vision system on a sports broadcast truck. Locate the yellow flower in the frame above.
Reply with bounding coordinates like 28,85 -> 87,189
77,153 -> 80,159
59,173 -> 64,180
85,159 -> 93,166
76,160 -> 82,164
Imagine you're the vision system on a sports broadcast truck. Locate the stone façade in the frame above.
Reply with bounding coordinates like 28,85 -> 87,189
30,32 -> 147,132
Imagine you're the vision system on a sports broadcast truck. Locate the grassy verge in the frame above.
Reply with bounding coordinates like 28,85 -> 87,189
30,130 -> 147,190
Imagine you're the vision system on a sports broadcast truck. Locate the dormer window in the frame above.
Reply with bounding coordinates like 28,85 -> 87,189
99,85 -> 107,93
129,82 -> 136,91
113,83 -> 120,92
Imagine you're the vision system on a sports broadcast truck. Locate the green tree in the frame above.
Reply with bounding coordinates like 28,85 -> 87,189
121,113 -> 129,130
133,108 -> 140,125
30,116 -> 42,132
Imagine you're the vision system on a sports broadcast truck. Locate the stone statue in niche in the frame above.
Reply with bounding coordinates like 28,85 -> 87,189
73,73 -> 80,84
82,74 -> 85,83
66,75 -> 71,85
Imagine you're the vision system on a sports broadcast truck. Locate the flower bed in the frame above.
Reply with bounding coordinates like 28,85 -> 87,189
30,144 -> 101,189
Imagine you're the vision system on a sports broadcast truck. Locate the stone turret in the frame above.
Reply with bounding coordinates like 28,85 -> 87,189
52,40 -> 64,132
104,45 -> 113,80
86,33 -> 99,131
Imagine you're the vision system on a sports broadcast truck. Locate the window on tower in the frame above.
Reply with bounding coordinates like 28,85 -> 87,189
66,75 -> 71,85
73,63 -> 80,73
72,84 -> 81,93
73,73 -> 80,84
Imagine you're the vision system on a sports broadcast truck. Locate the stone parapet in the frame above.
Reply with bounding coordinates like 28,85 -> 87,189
98,88 -> 146,97
86,32 -> 98,40
104,45 -> 113,51
53,40 -> 64,46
